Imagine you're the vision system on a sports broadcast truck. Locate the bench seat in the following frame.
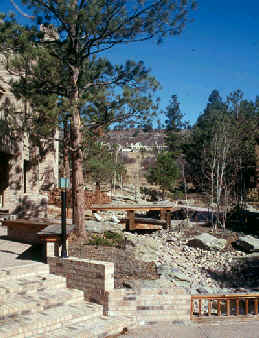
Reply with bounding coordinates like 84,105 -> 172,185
134,217 -> 167,225
121,217 -> 166,231
38,223 -> 75,260
3,218 -> 74,243
2,219 -> 75,258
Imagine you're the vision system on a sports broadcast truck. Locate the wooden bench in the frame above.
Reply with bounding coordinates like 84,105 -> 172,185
38,223 -> 75,260
91,203 -> 174,231
120,217 -> 167,230
2,218 -> 75,260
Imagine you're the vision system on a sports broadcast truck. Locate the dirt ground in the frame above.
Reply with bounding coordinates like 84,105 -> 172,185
68,237 -> 159,288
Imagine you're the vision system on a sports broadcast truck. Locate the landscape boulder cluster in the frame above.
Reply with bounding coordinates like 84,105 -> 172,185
87,203 -> 259,295
123,227 -> 259,294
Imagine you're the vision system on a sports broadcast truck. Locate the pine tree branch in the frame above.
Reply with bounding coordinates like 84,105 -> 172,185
10,0 -> 35,19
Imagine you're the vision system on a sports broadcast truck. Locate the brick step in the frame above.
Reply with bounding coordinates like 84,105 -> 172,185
0,263 -> 49,281
0,273 -> 66,299
0,287 -> 84,320
0,300 -> 103,338
32,315 -> 137,338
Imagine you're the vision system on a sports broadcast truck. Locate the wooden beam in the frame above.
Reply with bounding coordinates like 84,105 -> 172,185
127,210 -> 135,231
208,300 -> 211,316
255,299 -> 258,315
245,299 -> 249,315
217,300 -> 221,316
160,209 -> 166,221
236,299 -> 239,316
198,299 -> 202,317
190,299 -> 193,320
226,300 -> 230,316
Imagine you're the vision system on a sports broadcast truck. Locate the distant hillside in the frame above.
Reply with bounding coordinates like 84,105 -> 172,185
107,128 -> 166,149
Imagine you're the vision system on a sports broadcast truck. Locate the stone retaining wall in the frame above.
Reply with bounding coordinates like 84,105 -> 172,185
48,256 -> 114,304
48,256 -> 191,325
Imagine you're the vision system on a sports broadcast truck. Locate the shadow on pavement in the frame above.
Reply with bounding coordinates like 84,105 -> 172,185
0,234 -> 44,263
16,244 -> 44,262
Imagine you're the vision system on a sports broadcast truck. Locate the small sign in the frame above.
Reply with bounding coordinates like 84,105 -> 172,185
60,177 -> 70,189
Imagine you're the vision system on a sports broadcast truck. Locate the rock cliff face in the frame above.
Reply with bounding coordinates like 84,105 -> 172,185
0,53 -> 59,216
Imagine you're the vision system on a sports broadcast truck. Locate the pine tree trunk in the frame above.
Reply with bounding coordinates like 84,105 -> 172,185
70,69 -> 86,237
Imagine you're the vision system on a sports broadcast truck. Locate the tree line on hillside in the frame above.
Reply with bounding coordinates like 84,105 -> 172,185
146,89 -> 259,230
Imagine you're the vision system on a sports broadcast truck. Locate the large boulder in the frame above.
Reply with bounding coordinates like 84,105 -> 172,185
125,233 -> 163,262
169,268 -> 190,282
86,220 -> 109,233
234,235 -> 259,253
157,265 -> 189,280
94,213 -> 103,222
110,214 -> 120,223
188,233 -> 226,251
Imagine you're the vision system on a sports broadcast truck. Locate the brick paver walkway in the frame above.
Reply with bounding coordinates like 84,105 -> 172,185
119,320 -> 259,338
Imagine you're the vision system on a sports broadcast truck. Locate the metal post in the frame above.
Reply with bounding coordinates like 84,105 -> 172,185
61,189 -> 68,258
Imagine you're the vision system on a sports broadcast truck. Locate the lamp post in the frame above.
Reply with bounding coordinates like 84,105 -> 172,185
60,115 -> 71,258
60,177 -> 68,258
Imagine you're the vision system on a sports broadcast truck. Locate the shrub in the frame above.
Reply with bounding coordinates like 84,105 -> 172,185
87,231 -> 125,248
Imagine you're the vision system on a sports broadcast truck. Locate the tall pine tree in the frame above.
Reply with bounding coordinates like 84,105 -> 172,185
2,0 -> 196,236
165,94 -> 188,158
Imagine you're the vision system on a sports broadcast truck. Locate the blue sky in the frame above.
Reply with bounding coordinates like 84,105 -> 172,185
1,1 -> 259,126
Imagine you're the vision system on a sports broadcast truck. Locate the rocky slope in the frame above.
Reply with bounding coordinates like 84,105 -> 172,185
74,189 -> 259,295
87,207 -> 259,294
123,225 -> 255,294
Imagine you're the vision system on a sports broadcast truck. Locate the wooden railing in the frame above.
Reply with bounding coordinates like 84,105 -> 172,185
191,294 -> 259,320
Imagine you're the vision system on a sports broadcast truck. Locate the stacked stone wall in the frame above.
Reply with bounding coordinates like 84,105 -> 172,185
11,194 -> 48,218
0,54 -> 58,214
3,139 -> 49,217
38,130 -> 59,191
1,131 -> 57,216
